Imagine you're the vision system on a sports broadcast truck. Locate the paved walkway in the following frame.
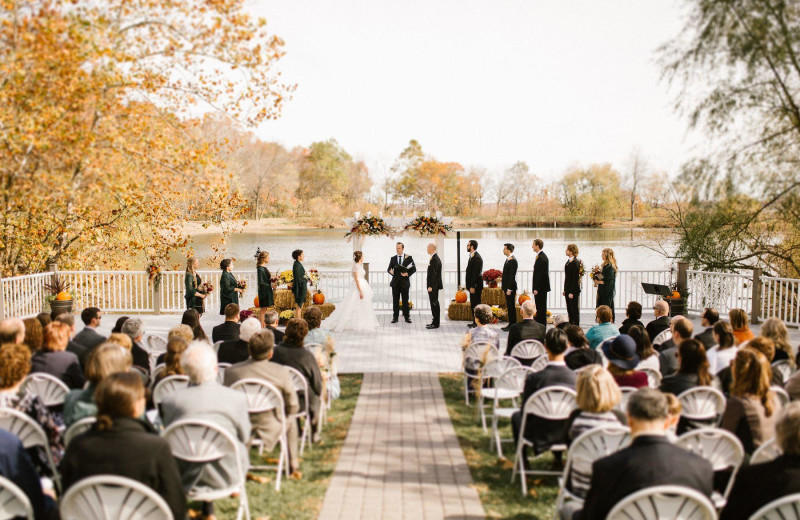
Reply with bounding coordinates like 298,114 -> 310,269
317,372 -> 484,520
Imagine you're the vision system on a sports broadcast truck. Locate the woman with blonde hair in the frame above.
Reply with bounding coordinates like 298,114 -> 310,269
107,332 -> 133,350
31,322 -> 85,389
153,337 -> 189,387
760,317 -> 794,366
184,256 -> 207,315
729,308 -> 754,345
256,250 -> 274,327
63,342 -> 133,426
594,248 -> 617,322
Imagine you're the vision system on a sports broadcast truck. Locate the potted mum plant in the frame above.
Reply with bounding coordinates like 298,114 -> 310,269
45,274 -> 74,316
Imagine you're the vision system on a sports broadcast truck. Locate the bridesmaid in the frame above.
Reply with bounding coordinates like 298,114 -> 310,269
184,257 -> 206,315
219,258 -> 243,315
256,250 -> 274,327
594,248 -> 618,322
563,243 -> 581,326
291,249 -> 307,320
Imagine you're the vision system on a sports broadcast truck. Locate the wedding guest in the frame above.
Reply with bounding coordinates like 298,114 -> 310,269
465,240 -> 483,329
504,300 -> 545,358
531,239 -> 550,326
706,321 -> 736,375
305,306 -> 332,346
61,372 -> 186,520
256,250 -> 274,327
660,339 -> 711,396
291,250 -> 307,320
719,337 -> 783,396
22,317 -> 43,352
553,314 -> 569,329
107,332 -> 133,350
0,318 -> 25,344
218,317 -> 261,365
265,310 -> 284,343
594,248 -> 617,322
645,300 -> 671,341
273,318 -> 323,430
694,307 -> 719,351
73,307 -> 106,352
0,428 -> 55,520
788,370 -> 800,401
566,365 -> 626,444
628,324 -> 659,373
618,301 -> 643,335
154,325 -> 194,367
31,322 -> 85,389
120,317 -> 151,376
658,318 -> 693,377
54,313 -> 88,369
564,325 -> 603,370
111,316 -> 129,334
655,315 -> 684,352
500,243 -> 518,331
153,337 -> 188,387
426,243 -> 443,329
563,243 -> 582,326
36,313 -> 52,330
585,305 -> 619,350
184,257 -> 206,315
219,258 -> 243,316
468,304 -> 501,351
63,342 -> 132,427
603,335 -> 648,388
729,308 -> 754,345
181,308 -> 207,342
212,304 -> 240,343
761,317 -> 794,364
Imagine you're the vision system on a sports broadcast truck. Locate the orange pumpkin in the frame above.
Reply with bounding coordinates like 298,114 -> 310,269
518,293 -> 531,305
56,291 -> 72,301
254,296 -> 259,308
671,291 -> 681,299
455,290 -> 468,303
313,292 -> 325,305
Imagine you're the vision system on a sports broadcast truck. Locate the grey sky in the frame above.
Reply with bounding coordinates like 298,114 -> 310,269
252,0 -> 695,182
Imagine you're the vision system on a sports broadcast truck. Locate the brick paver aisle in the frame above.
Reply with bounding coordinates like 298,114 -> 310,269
318,373 -> 485,520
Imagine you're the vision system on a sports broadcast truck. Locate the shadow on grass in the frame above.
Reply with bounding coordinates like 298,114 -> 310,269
438,373 -> 559,520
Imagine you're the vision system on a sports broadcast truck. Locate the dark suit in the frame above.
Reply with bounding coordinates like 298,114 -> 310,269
505,319 -> 546,358
502,256 -> 518,326
532,251 -> 550,326
656,338 -> 675,353
217,339 -> 249,365
131,341 -> 151,376
31,350 -> 85,389
465,251 -> 483,315
659,346 -> 679,377
564,258 -> 581,326
575,435 -> 714,520
73,327 -> 106,353
720,455 -> 800,520
646,316 -> 671,342
388,254 -> 416,320
618,318 -> 643,335
695,327 -> 716,351
212,321 -> 240,344
66,340 -> 89,370
267,326 -> 284,344
659,372 -> 699,396
0,429 -> 51,520
427,253 -> 443,326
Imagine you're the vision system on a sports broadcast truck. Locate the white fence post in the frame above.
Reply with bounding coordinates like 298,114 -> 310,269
0,274 -> 5,319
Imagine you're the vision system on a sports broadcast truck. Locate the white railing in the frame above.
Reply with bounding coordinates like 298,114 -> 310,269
60,271 -> 153,313
685,270 -> 753,315
762,276 -> 800,326
0,272 -> 51,318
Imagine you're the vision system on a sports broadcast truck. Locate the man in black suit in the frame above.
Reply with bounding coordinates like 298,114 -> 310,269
531,239 -> 550,326
564,244 -> 582,326
73,307 -> 107,353
505,300 -> 545,357
219,316 -> 261,365
720,402 -> 800,520
426,243 -> 443,329
567,388 -> 714,520
465,240 -> 483,328
501,243 -> 518,331
54,313 -> 89,369
695,307 -> 719,351
212,303 -> 241,343
264,310 -> 284,344
645,300 -> 671,341
658,317 -> 693,377
387,242 -> 416,324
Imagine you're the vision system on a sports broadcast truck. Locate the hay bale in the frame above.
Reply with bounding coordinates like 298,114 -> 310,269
274,288 -> 312,310
313,302 -> 336,319
481,287 -> 506,307
447,302 -> 473,321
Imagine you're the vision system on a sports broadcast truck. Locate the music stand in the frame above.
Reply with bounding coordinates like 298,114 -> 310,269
641,283 -> 673,298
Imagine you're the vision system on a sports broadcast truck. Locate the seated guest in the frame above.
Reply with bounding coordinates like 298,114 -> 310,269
706,321 -> 737,375
36,313 -> 52,330
564,325 -> 602,370
0,428 -> 55,520
61,373 -> 186,520
660,339 -> 711,396
658,317 -> 693,377
0,318 -> 25,344
553,314 -> 569,330
120,317 -> 151,375
629,324 -> 659,373
0,344 -> 64,476
22,317 -> 44,352
511,328 -> 576,466
73,307 -> 106,352
505,300 -> 545,356
719,337 -> 783,395
31,322 -> 85,389
786,369 -> 800,401
654,315 -> 683,352
468,304 -> 501,350
761,317 -> 794,364
63,343 -> 132,427
224,329 -> 301,477
720,402 -> 800,520
212,303 -> 241,343
721,347 -> 782,454
566,388 -> 714,520
618,301 -> 644,335
729,308 -> 754,346
305,306 -> 332,346
218,317 -> 261,365
181,308 -> 208,341
645,300 -> 671,341
273,319 -> 323,430
265,310 -> 284,343
54,314 -> 89,368
155,324 -> 194,366
161,342 -> 250,520
111,316 -> 129,334
603,335 -> 648,388
152,337 -> 188,388
694,307 -> 719,351
585,305 -> 619,350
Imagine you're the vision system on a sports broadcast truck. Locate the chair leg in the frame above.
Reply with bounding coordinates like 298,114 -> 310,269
480,396 -> 488,432
275,444 -> 284,492
464,376 -> 470,405
492,419 -> 504,458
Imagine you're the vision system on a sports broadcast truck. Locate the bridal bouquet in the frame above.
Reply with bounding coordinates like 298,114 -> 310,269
344,215 -> 394,241
306,269 -> 320,289
237,279 -> 248,290
200,282 -> 214,293
577,259 -> 585,278
404,215 -> 453,236
589,265 -> 603,281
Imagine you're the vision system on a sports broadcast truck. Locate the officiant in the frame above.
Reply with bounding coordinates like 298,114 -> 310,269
387,242 -> 416,323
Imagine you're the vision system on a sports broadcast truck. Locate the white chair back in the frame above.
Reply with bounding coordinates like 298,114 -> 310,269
751,437 -> 782,465
495,366 -> 536,395
217,363 -> 231,385
145,334 -> 168,353
212,340 -> 224,354
521,386 -> 577,421
60,475 -> 174,520
230,378 -> 285,415
286,366 -> 310,411
0,475 -> 34,520
22,373 -> 69,407
617,386 -> 638,412
678,387 -> 726,421
652,329 -> 672,346
464,342 -> 500,367
483,357 -> 521,379
510,340 -> 546,361
771,360 -> 793,384
640,367 -> 662,389
149,364 -> 166,389
607,485 -> 716,520
749,492 -> 800,520
677,427 -> 744,503
529,355 -> 548,372
152,375 -> 190,408
563,425 -> 630,499
772,386 -> 790,408
64,417 -> 97,447
0,409 -> 60,491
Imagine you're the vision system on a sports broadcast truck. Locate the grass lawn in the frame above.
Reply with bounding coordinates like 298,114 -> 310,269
439,373 -> 560,520
212,373 -> 363,520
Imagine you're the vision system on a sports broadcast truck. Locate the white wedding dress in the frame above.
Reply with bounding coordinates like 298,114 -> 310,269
323,262 -> 380,331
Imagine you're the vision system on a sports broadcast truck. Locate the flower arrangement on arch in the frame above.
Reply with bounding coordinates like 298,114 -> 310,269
482,269 -> 502,288
344,215 -> 394,241
404,215 -> 453,236
147,263 -> 163,289
279,270 -> 294,287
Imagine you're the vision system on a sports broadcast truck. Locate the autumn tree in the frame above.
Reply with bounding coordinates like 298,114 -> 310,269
295,139 -> 371,214
559,164 -> 625,220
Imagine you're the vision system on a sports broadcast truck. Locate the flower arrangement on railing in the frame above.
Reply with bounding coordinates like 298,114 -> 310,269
236,279 -> 247,291
404,215 -> 453,236
589,265 -> 603,281
344,214 -> 394,241
200,281 -> 214,294
482,269 -> 502,288
279,270 -> 294,288
147,263 -> 163,289
306,269 -> 320,289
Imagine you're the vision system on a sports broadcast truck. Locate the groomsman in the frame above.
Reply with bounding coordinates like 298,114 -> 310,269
531,239 -> 550,326
426,243 -> 443,329
465,240 -> 483,329
501,243 -> 518,331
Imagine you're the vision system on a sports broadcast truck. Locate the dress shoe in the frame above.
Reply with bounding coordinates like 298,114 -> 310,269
467,323 -> 477,328
427,324 -> 439,329
405,318 -> 412,323
501,326 -> 510,331
391,318 -> 398,323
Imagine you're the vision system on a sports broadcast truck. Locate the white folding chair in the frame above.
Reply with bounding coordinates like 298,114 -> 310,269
212,340 -> 224,354
217,363 -> 231,385
772,386 -> 790,408
60,475 -> 174,520
286,366 -> 313,454
676,427 -> 745,508
751,437 -> 782,465
64,417 -> 97,447
463,342 -> 500,405
152,375 -> 190,409
149,364 -> 166,390
0,408 -> 61,492
510,340 -> 546,366
678,387 -> 726,427
555,425 -> 631,512
145,334 -> 168,372
488,366 -> 537,457
478,357 -> 522,431
750,492 -> 800,520
230,378 -> 291,491
162,419 -> 250,519
607,485 -> 716,520
616,386 -> 638,412
22,373 -> 69,407
641,367 -> 662,389
771,360 -> 793,384
652,329 -> 672,346
0,474 -> 34,520
511,386 -> 577,495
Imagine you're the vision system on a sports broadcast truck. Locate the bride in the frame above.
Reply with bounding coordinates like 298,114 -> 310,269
323,251 -> 380,332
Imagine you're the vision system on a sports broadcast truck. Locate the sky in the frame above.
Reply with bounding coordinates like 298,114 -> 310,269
251,0 -> 697,184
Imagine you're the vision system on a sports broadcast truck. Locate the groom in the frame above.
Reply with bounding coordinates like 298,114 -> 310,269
388,242 -> 416,323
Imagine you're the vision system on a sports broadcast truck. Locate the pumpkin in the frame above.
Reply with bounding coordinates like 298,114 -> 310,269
671,291 -> 681,299
455,290 -> 468,303
313,292 -> 325,305
254,296 -> 259,308
56,291 -> 72,301
518,293 -> 531,305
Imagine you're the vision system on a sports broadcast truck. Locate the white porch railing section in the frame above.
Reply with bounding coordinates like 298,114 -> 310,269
686,270 -> 754,316
0,273 -> 51,319
762,276 -> 800,327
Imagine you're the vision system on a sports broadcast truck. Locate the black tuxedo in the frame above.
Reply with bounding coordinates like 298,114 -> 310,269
212,321 -> 240,343
465,251 -> 483,313
73,327 -> 106,353
575,435 -> 714,520
502,256 -> 518,325
388,254 -> 416,320
426,253 -> 443,326
695,327 -> 715,351
505,319 -> 546,359
646,316 -> 671,341
532,251 -> 550,326
720,455 -> 800,520
564,258 -> 581,326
